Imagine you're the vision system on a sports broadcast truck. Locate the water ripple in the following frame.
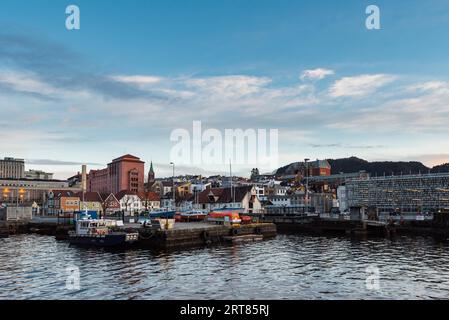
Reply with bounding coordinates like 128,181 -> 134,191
1,234 -> 449,299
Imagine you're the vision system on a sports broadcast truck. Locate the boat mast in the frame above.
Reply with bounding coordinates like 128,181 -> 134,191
230,159 -> 235,206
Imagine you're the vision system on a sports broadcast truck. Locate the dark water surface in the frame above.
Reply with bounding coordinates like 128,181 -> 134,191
1,234 -> 449,300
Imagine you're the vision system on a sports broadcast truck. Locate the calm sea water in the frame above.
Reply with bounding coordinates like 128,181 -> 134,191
1,234 -> 449,300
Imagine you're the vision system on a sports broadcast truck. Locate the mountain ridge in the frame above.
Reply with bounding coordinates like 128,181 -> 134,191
275,157 -> 449,176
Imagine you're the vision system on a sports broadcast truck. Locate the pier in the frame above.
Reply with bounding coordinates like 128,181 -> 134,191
136,222 -> 277,249
261,214 -> 392,236
0,219 -> 277,250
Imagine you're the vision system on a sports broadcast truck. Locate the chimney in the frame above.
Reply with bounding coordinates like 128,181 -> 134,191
81,165 -> 87,192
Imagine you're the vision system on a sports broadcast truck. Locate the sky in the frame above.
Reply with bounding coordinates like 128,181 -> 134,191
2,0 -> 449,179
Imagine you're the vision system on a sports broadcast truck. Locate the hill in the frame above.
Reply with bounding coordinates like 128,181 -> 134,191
275,157 -> 449,177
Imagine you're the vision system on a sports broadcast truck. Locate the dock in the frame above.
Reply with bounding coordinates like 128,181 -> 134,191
137,222 -> 277,250
0,221 -> 30,238
0,219 -> 277,250
261,214 -> 394,237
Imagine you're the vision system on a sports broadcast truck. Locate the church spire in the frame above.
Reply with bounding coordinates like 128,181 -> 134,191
148,161 -> 155,185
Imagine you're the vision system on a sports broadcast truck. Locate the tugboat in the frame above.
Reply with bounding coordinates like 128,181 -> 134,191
69,219 -> 139,247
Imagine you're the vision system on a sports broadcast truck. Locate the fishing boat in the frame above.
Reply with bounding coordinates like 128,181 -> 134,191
69,219 -> 139,247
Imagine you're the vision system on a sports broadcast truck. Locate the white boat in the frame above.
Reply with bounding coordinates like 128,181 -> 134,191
179,210 -> 208,221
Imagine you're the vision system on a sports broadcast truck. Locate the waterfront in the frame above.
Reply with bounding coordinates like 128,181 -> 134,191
1,234 -> 449,300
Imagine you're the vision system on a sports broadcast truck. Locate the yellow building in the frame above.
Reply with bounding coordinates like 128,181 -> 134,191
177,182 -> 191,198
76,192 -> 103,215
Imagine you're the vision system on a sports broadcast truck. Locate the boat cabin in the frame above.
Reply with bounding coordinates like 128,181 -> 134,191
76,219 -> 115,236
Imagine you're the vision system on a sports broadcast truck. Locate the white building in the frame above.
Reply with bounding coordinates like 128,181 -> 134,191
115,191 -> 142,215
25,170 -> 54,180
268,195 -> 291,207
336,186 -> 348,211
0,157 -> 25,179
195,186 -> 262,214
189,182 -> 211,194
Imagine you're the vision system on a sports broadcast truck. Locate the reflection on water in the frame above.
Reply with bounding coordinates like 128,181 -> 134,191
1,234 -> 449,299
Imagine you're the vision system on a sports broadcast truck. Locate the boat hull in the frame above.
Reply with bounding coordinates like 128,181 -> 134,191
149,211 -> 175,219
180,214 -> 207,222
69,233 -> 136,247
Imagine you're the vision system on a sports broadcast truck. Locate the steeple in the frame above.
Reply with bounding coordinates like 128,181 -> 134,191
148,161 -> 155,185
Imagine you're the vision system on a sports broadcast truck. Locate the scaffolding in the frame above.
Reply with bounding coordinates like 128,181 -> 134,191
346,173 -> 449,214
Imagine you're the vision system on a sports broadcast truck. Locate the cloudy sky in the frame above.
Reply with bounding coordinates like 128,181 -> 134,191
2,0 -> 449,179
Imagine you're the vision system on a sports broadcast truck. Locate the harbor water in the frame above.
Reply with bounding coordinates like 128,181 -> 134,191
1,234 -> 449,300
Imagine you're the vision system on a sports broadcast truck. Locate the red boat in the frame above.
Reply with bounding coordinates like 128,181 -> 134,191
207,209 -> 242,226
240,215 -> 252,225
179,210 -> 208,222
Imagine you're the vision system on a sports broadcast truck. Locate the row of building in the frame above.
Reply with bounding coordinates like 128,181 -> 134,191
0,157 -> 54,180
3,154 -> 449,218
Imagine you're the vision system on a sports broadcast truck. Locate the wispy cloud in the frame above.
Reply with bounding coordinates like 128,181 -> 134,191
309,143 -> 386,149
0,31 -> 169,102
329,74 -> 396,98
300,68 -> 335,81
111,75 -> 163,85
186,75 -> 271,99
3,30 -> 449,177
26,159 -> 104,166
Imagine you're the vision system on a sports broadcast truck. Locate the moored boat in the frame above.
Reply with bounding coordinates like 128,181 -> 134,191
179,210 -> 208,222
148,209 -> 176,219
69,219 -> 138,247
207,208 -> 242,226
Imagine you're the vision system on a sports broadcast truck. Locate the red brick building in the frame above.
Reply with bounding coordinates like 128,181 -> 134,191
309,160 -> 331,177
88,154 -> 145,194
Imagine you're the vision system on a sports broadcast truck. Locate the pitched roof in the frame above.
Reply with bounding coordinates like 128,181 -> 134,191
99,193 -> 112,202
75,191 -> 102,202
102,193 -> 119,204
310,159 -> 331,169
115,190 -> 139,200
137,191 -> 160,201
50,190 -> 78,198
197,186 -> 253,204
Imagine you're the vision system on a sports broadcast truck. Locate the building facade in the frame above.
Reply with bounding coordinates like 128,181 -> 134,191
345,173 -> 449,214
88,154 -> 145,194
24,170 -> 54,180
139,191 -> 161,210
76,191 -> 103,214
195,186 -> 262,213
115,190 -> 143,215
0,178 -> 73,206
0,157 -> 25,179
45,190 -> 80,215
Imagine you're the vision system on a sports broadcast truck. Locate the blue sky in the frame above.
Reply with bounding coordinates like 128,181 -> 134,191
2,0 -> 449,178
